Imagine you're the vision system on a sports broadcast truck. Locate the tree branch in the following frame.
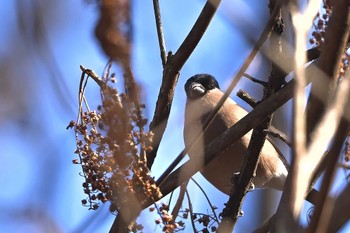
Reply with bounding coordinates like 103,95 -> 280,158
252,213 -> 276,233
156,0 -> 283,186
158,79 -> 296,201
326,183 -> 350,233
152,0 -> 167,66
109,1 -> 222,232
306,0 -> 350,142
217,2 -> 285,231
273,78 -> 350,232
307,118 -> 350,233
171,181 -> 188,221
272,1 -> 350,231
147,0 -> 222,169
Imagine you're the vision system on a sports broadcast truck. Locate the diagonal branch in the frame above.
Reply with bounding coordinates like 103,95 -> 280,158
158,79 -> 296,200
307,117 -> 350,233
217,3 -> 285,231
273,1 -> 350,231
147,0 -> 222,169
325,182 -> 350,233
156,1 -> 283,186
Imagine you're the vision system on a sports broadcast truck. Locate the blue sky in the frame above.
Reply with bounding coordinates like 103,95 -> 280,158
0,0 -> 348,232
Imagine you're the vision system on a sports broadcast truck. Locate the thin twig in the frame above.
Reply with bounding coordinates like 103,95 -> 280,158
266,126 -> 291,147
190,178 -> 219,223
152,0 -> 167,66
185,189 -> 197,232
242,73 -> 268,86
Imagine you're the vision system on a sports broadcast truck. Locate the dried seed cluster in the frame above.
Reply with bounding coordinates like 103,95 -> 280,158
309,1 -> 350,78
339,52 -> 350,78
345,136 -> 350,163
309,1 -> 332,46
150,203 -> 184,233
68,73 -> 161,214
178,207 -> 218,232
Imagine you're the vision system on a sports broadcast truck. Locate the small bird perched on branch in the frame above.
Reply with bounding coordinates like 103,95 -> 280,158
183,74 -> 288,194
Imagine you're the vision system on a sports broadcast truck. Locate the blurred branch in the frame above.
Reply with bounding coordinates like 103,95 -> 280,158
15,0 -> 76,114
104,1 -> 221,232
306,0 -> 350,142
217,2 -> 285,231
95,0 -> 131,65
273,0 -> 350,231
282,0 -> 314,227
274,75 -> 350,232
326,183 -> 350,233
252,213 -> 276,233
307,71 -> 350,233
147,0 -> 222,169
307,0 -> 350,193
307,117 -> 350,233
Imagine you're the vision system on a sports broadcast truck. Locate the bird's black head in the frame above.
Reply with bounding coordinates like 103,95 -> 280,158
184,74 -> 220,100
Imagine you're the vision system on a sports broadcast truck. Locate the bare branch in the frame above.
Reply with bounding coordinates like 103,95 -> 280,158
110,1 -> 222,231
326,183 -> 350,233
242,73 -> 268,86
185,189 -> 197,232
252,213 -> 276,233
152,0 -> 167,66
217,2 -> 286,231
307,118 -> 350,233
147,0 -> 222,169
171,181 -> 188,221
158,79 -> 296,201
273,1 -> 350,231
274,77 -> 350,232
306,0 -> 350,141
190,178 -> 219,223
156,0 -> 283,186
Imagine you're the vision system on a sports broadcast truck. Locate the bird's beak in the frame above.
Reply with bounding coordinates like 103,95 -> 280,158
187,82 -> 205,99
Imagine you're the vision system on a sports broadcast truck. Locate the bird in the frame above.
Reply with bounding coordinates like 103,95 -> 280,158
183,74 -> 288,195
